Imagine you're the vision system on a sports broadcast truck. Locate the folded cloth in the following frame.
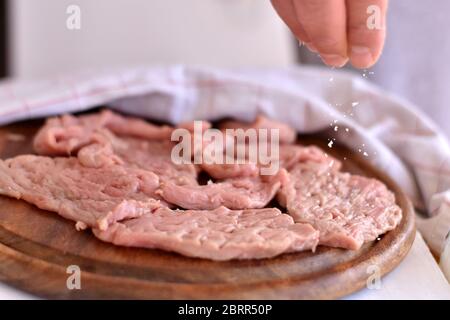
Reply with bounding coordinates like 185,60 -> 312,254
0,65 -> 449,263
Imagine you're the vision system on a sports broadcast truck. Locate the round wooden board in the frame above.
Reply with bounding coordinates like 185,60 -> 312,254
0,119 -> 415,299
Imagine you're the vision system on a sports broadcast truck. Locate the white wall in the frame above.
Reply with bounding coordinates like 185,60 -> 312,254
9,0 -> 296,78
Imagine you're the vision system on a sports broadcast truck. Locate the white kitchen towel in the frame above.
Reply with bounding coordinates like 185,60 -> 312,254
0,65 -> 449,261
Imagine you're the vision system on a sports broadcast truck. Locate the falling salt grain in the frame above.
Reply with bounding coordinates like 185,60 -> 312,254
352,102 -> 359,107
328,141 -> 334,148
363,152 -> 368,157
345,128 -> 349,132
334,126 -> 338,131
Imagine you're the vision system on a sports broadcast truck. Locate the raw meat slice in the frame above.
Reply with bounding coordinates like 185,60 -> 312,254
33,109 -> 174,155
279,162 -> 402,250
173,120 -> 258,182
219,115 -> 297,144
199,134 -> 261,179
93,206 -> 320,260
77,142 -> 124,168
277,144 -> 341,171
104,110 -> 173,139
108,133 -> 198,186
33,110 -> 199,186
64,128 -> 198,187
175,120 -> 213,161
200,162 -> 260,179
0,155 -> 163,230
200,143 -> 340,179
158,169 -> 289,210
178,116 -> 340,180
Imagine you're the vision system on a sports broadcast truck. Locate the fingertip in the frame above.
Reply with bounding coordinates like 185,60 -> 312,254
346,0 -> 387,69
349,46 -> 376,69
320,54 -> 349,68
292,0 -> 348,68
304,42 -> 318,53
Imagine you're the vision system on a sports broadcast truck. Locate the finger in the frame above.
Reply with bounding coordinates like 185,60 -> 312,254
346,0 -> 388,68
270,0 -> 316,51
292,0 -> 348,67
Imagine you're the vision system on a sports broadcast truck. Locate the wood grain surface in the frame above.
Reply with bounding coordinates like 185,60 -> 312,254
0,119 -> 416,299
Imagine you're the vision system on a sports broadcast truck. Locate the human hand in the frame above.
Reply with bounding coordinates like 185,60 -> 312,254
271,0 -> 388,69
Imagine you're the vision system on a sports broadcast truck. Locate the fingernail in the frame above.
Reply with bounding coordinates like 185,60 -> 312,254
319,54 -> 348,68
350,46 -> 374,68
305,42 -> 318,53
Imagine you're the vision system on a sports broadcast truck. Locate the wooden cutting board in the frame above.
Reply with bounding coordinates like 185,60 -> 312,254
0,119 -> 415,299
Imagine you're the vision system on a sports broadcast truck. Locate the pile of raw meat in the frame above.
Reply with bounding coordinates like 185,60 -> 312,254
0,110 -> 402,260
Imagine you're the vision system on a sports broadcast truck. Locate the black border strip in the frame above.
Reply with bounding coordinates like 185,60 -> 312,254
0,0 -> 8,78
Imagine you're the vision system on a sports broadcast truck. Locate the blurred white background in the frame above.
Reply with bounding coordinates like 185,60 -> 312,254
9,0 -> 295,78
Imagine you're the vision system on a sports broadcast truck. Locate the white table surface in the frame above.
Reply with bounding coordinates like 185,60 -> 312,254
0,232 -> 448,300
347,232 -> 450,300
